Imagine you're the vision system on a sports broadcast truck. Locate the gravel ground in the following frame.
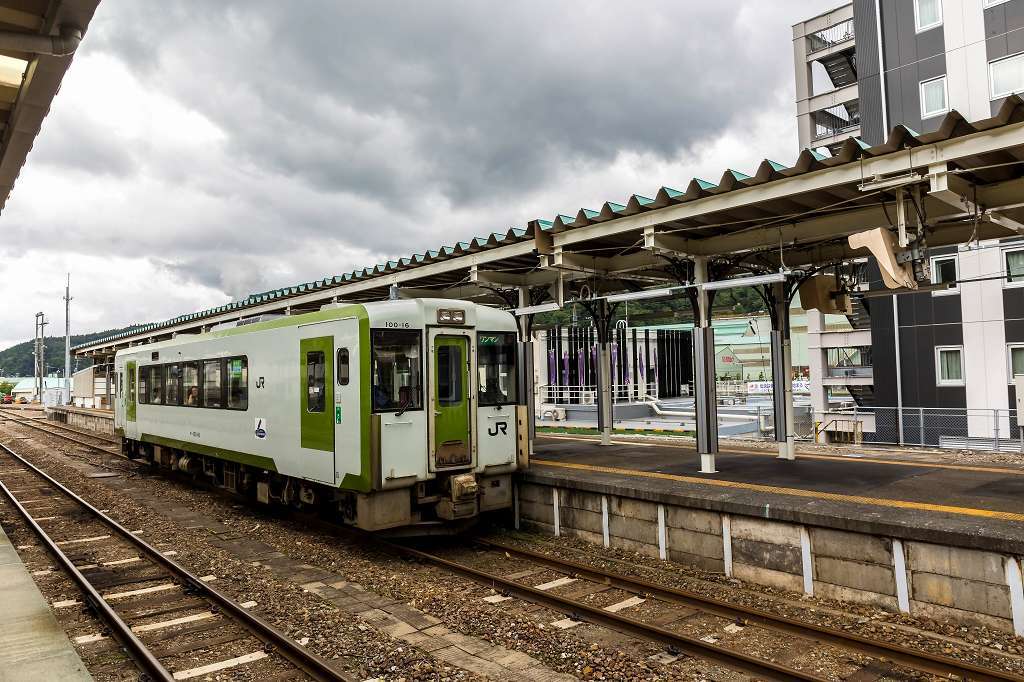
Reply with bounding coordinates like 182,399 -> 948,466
4,419 -> 1022,681
490,528 -> 1024,675
0,425 -> 485,681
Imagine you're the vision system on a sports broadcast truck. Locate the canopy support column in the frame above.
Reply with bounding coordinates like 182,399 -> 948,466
692,257 -> 718,473
517,287 -> 537,457
770,281 -> 796,460
591,298 -> 615,446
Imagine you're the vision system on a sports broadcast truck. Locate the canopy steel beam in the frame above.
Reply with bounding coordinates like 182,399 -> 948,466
554,120 -> 1024,250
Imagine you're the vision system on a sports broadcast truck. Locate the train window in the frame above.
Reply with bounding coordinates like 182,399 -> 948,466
118,372 -> 123,398
477,332 -> 518,406
227,357 -> 248,410
138,366 -> 148,404
165,364 -> 182,406
337,348 -> 350,386
371,330 -> 423,413
306,351 -> 325,413
203,360 -> 223,408
183,362 -> 201,407
140,365 -> 163,405
437,345 -> 462,406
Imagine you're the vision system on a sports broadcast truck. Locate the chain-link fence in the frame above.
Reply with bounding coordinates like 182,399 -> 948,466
814,407 -> 1024,451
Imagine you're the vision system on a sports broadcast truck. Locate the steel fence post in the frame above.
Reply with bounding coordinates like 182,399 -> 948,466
919,407 -> 924,446
898,405 -> 904,446
995,409 -> 1000,452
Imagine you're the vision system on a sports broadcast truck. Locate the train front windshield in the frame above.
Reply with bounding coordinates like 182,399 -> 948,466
477,332 -> 517,406
371,329 -> 423,412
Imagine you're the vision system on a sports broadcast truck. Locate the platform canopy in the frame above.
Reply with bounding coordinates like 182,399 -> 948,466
75,98 -> 1024,358
0,0 -> 99,213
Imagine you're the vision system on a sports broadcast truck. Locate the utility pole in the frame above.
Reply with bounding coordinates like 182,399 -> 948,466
64,274 -> 72,405
34,312 -> 47,403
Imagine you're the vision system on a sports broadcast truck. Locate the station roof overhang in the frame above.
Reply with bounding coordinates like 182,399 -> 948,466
0,0 -> 100,212
74,97 -> 1024,358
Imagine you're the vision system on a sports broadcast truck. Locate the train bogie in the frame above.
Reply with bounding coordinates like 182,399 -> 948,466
113,299 -> 523,531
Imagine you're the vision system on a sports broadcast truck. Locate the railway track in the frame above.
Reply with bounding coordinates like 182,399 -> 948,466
384,538 -> 1024,682
0,439 -> 351,682
3,414 -> 1023,681
0,410 -> 120,451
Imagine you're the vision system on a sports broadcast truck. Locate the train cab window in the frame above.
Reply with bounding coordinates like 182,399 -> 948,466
437,345 -> 462,406
306,351 -> 325,413
371,330 -> 422,412
337,348 -> 350,386
183,362 -> 201,407
477,332 -> 518,406
165,364 -> 182,406
118,372 -> 123,398
227,357 -> 248,410
203,360 -> 223,408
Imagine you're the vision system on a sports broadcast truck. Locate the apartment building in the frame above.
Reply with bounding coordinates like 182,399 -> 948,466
795,1 -> 1024,444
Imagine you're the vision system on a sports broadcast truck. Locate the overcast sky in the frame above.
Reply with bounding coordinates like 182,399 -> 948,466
0,0 -> 840,354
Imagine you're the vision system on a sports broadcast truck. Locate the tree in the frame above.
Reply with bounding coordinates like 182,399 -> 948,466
0,380 -> 13,395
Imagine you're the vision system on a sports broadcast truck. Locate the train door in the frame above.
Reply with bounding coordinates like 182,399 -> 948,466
125,360 -> 138,439
299,335 -> 335,484
430,332 -> 472,468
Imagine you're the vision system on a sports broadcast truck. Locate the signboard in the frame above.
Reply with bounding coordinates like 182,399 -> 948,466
746,380 -> 810,395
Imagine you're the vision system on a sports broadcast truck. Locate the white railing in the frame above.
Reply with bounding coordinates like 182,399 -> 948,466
542,382 -> 659,405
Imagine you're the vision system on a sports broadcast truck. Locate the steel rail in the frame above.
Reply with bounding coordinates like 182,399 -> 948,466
0,440 -> 352,682
0,411 -> 119,451
0,445 -> 174,681
475,538 -> 1024,682
382,538 -> 824,682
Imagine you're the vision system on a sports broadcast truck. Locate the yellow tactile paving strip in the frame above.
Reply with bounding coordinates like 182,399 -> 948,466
531,459 -> 1024,523
537,434 -> 1024,477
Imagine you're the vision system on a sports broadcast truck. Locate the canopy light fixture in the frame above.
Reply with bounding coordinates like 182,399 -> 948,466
514,301 -> 561,316
605,286 -> 689,303
700,271 -> 789,291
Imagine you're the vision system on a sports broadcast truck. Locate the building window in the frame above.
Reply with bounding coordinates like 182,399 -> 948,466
930,254 -> 959,294
1005,248 -> 1024,286
985,0 -> 1011,8
1008,344 -> 1024,382
990,53 -> 1024,99
920,76 -> 948,118
914,0 -> 942,32
936,346 -> 965,386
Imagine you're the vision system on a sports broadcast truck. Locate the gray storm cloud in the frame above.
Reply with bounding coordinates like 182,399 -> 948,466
1,0 -> 839,337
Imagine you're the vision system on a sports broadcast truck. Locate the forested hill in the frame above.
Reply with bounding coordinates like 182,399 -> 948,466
0,325 -> 144,377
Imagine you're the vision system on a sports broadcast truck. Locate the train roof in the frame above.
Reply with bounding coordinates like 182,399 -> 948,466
114,299 -> 515,356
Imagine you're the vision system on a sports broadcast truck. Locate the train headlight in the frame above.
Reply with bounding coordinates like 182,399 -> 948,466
437,309 -> 465,325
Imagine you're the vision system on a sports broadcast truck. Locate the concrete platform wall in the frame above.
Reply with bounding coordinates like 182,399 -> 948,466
517,481 -> 1024,636
48,407 -> 114,437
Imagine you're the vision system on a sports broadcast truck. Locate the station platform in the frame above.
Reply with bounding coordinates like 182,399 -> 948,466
526,434 -> 1024,552
517,434 -> 1024,634
0,524 -> 92,681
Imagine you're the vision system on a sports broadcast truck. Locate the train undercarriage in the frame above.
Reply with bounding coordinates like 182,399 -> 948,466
123,438 -> 513,533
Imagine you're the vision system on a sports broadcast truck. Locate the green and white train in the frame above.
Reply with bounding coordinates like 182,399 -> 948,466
113,299 -> 523,531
